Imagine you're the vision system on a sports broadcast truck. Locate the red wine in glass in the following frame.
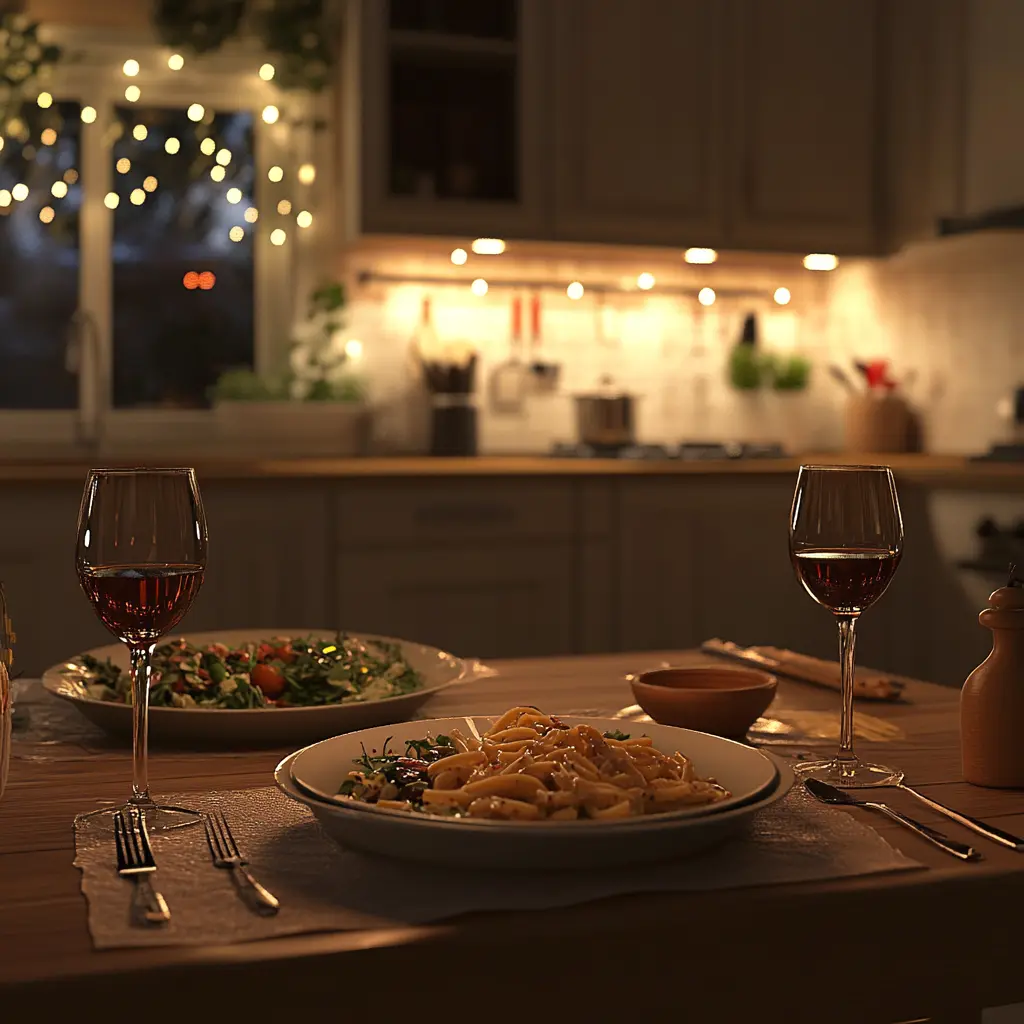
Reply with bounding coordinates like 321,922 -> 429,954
792,548 -> 900,616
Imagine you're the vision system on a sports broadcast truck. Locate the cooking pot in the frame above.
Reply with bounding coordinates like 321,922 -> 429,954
574,377 -> 637,447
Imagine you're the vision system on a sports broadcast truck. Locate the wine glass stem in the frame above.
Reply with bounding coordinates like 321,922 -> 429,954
128,642 -> 156,807
837,615 -> 858,763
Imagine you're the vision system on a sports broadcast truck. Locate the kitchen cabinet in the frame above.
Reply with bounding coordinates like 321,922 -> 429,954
550,0 -> 727,247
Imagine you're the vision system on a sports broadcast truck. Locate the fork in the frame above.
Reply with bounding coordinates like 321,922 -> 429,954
114,808 -> 171,925
203,809 -> 280,914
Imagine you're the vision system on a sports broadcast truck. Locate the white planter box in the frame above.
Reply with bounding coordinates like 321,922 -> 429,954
213,402 -> 371,456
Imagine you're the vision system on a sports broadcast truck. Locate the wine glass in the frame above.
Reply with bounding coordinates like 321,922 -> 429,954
789,465 -> 904,787
76,468 -> 208,829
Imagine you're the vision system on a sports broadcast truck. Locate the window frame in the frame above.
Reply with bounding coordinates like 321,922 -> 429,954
0,26 -> 321,446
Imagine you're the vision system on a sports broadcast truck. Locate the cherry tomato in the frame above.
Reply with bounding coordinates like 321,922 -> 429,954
251,663 -> 286,698
256,643 -> 275,661
271,644 -> 296,664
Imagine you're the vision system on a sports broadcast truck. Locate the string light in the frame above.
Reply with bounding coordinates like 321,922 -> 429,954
36,92 -> 52,109
122,59 -> 140,77
130,188 -> 145,205
566,281 -> 584,300
39,206 -> 54,224
210,165 -> 225,182
471,238 -> 505,255
198,271 -> 215,290
215,148 -> 231,166
276,199 -> 292,215
187,104 -> 205,122
243,207 -> 258,223
50,180 -> 67,198
63,168 -> 78,184
296,210 -> 312,228
124,85 -> 141,103
11,183 -> 28,201
803,253 -> 839,272
773,287 -> 792,305
267,165 -> 283,182
450,248 -> 467,266
143,175 -> 158,193
698,286 -> 716,306
225,187 -> 242,204
637,272 -> 656,290
261,105 -> 280,124
270,228 -> 286,246
0,138 -> 4,153
199,137 -> 216,156
259,63 -> 275,81
183,271 -> 199,289
684,247 -> 718,265
164,137 -> 180,154
471,278 -> 489,296
344,339 -> 363,360
132,124 -> 148,141
40,128 -> 56,146
297,163 -> 316,185
103,192 -> 119,209
229,226 -> 244,242
0,190 -> 11,207
116,157 -> 130,173
81,106 -> 97,124
167,53 -> 184,71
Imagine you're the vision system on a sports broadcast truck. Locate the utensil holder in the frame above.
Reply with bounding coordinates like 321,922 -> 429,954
430,395 -> 477,456
844,393 -> 913,454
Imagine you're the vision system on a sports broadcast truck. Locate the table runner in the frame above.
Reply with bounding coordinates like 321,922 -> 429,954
74,784 -> 921,950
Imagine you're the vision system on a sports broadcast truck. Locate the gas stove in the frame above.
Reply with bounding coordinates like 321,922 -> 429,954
548,442 -> 787,461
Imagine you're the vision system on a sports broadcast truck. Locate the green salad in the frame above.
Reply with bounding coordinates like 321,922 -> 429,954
73,634 -> 425,709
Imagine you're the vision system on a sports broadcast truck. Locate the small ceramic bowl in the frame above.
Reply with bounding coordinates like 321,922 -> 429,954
628,666 -> 777,738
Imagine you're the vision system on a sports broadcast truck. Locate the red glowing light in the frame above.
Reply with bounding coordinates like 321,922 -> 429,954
198,271 -> 215,290
183,271 -> 199,290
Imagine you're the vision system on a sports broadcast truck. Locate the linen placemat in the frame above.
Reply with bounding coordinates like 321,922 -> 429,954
74,784 -> 921,950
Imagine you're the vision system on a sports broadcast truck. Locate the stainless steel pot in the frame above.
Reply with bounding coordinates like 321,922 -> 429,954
574,386 -> 637,447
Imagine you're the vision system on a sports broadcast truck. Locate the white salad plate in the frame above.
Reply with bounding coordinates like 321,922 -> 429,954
43,630 -> 486,746
276,716 -> 793,869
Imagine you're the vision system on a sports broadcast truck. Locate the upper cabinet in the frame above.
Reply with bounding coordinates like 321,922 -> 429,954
550,0 -> 727,247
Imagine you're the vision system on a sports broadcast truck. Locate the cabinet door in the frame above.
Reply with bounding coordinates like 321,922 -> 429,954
728,0 -> 881,253
336,543 -> 575,659
551,0 -> 727,246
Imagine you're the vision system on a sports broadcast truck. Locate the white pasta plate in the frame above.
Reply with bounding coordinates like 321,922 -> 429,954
276,717 -> 793,869
43,630 -> 489,747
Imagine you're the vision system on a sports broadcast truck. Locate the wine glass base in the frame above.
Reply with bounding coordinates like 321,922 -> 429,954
794,757 -> 904,789
75,802 -> 201,833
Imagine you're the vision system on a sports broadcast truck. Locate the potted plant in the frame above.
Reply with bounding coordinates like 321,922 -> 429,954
211,282 -> 371,455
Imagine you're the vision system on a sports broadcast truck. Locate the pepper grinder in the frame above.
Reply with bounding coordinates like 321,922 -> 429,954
961,567 -> 1024,787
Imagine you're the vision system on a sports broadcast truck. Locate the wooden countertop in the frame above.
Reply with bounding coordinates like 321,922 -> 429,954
0,452 -> 1021,488
2,649 -> 1023,1021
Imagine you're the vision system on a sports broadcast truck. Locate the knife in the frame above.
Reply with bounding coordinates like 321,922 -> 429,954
805,779 -> 980,861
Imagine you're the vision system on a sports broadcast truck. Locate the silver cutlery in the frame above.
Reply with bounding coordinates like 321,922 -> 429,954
203,809 -> 280,915
114,807 -> 171,925
805,779 -> 981,862
885,782 -> 1024,851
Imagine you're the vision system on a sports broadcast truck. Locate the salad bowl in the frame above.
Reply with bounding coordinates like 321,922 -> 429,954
43,629 -> 489,746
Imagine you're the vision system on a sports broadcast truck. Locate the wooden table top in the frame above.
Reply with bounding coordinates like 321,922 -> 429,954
2,650 -> 1022,1023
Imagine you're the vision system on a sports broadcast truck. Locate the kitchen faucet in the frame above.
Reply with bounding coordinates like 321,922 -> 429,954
64,309 -> 105,449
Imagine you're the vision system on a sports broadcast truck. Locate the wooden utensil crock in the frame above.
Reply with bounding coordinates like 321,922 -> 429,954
961,585 -> 1024,787
844,392 -> 912,453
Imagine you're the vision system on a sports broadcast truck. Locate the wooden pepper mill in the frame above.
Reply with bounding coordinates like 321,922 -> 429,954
961,568 -> 1024,787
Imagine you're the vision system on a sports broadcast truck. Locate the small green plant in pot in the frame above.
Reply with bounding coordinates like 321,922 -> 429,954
768,354 -> 811,392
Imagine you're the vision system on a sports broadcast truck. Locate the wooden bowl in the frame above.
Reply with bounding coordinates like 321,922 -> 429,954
628,666 -> 777,738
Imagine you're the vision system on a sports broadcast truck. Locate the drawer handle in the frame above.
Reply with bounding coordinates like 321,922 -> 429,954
414,502 -> 514,526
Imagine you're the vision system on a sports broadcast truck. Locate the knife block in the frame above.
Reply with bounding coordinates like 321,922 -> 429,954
844,393 -> 913,454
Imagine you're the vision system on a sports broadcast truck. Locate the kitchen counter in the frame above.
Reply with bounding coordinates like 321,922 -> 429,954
0,452 -> 1022,489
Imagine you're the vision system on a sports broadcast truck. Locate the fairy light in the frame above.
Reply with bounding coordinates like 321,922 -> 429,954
276,199 -> 292,215
471,278 -> 489,296
0,190 -> 10,207
637,272 -> 656,290
270,228 -> 286,246
124,85 -> 141,103
0,138 -> 4,153
774,287 -> 792,305
122,59 -> 140,77
11,183 -> 28,202
566,281 -> 584,300
225,187 -> 242,204
229,225 -> 244,242
116,157 -> 130,174
262,105 -> 280,124
297,163 -> 316,185
81,106 -> 97,124
267,165 -> 283,182
210,165 -> 226,182
63,168 -> 78,184
344,339 -> 363,360
36,92 -> 52,109
215,148 -> 231,166
244,207 -> 258,223
259,63 -> 275,81
698,286 -> 716,306
187,103 -> 205,122
164,137 -> 180,154
38,206 -> 54,224
803,253 -> 839,272
40,128 -> 56,146
103,192 -> 119,209
471,238 -> 505,255
684,247 -> 718,265
130,188 -> 145,205
50,180 -> 67,198
132,124 -> 148,141
143,175 -> 157,193
450,247 -> 467,266
167,53 -> 184,71
199,137 -> 216,156
296,210 -> 312,228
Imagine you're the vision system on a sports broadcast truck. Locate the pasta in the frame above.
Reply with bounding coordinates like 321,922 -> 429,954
338,706 -> 730,821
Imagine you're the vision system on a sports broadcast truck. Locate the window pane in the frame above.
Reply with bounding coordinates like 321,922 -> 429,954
0,100 -> 81,409
111,106 -> 254,408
